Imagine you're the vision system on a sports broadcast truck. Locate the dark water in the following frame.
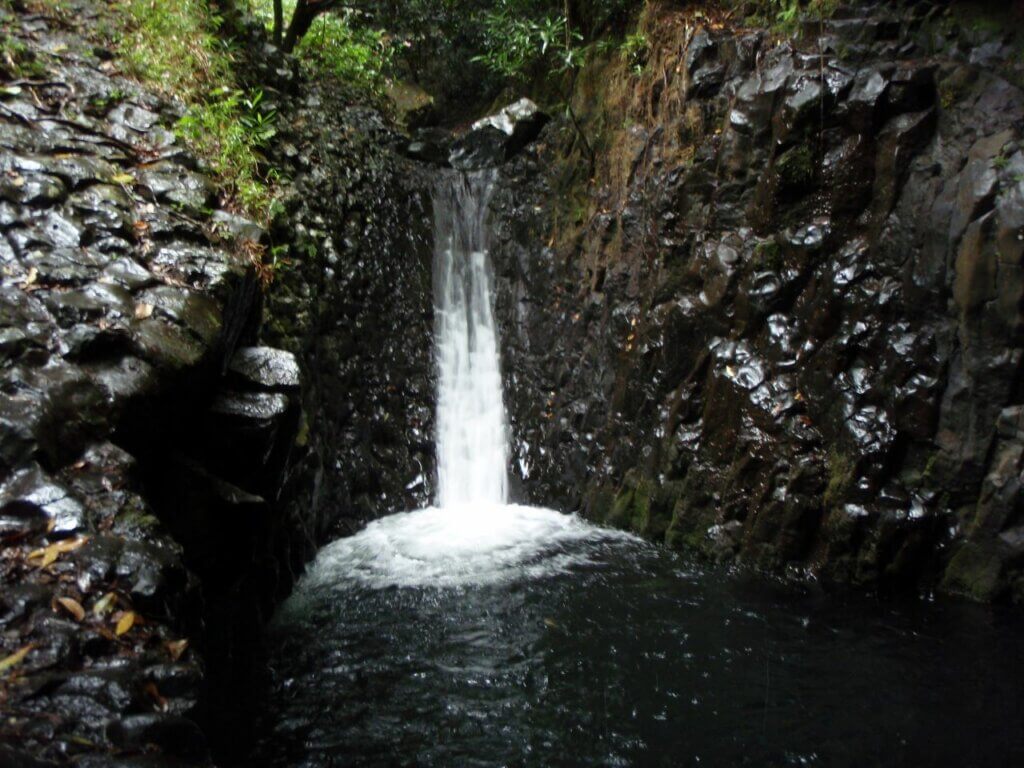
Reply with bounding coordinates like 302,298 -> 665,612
252,531 -> 1024,767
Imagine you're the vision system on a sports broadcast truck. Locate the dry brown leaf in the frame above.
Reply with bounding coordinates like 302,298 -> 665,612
0,644 -> 34,674
56,597 -> 85,621
134,302 -> 154,320
165,638 -> 189,661
115,611 -> 136,636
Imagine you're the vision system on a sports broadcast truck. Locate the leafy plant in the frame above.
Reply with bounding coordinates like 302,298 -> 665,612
472,8 -> 581,81
176,86 -> 280,217
620,30 -> 648,74
248,0 -> 393,99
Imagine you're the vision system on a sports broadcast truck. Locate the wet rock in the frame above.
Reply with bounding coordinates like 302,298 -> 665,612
403,128 -> 452,166
210,209 -> 265,245
211,390 -> 290,421
227,346 -> 300,390
450,99 -> 549,170
137,162 -> 216,217
449,125 -> 511,171
486,0 -> 1024,603
0,464 -> 85,535
0,6 -> 271,763
107,714 -> 211,763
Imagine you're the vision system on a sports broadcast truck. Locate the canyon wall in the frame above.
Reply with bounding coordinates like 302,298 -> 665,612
491,1 -> 1024,601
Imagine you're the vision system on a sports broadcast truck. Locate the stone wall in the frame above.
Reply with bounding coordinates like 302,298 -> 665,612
0,4 -> 310,764
491,1 -> 1024,601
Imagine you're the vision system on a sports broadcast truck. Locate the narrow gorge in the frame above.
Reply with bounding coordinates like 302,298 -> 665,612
2,0 -> 1023,766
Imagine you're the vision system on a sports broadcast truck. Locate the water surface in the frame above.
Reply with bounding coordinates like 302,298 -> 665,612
253,509 -> 1024,767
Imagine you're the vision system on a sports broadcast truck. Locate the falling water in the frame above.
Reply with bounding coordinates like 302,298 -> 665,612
432,171 -> 508,507
285,169 -> 630,589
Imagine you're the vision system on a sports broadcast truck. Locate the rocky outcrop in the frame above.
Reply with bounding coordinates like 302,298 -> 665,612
449,98 -> 550,170
261,98 -> 437,531
0,4 -> 307,764
491,1 -> 1024,601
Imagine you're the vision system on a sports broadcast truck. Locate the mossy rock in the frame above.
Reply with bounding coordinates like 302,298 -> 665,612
606,469 -> 652,533
823,449 -> 857,510
775,143 -> 817,194
113,497 -> 162,535
940,540 -> 1008,602
583,484 -> 616,522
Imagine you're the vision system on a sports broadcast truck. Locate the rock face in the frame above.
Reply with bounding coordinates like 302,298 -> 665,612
262,100 -> 437,531
490,2 -> 1024,601
450,99 -> 551,170
0,3 -> 308,764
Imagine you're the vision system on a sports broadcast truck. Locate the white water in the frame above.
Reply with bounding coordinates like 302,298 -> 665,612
300,171 -> 631,590
432,171 -> 508,507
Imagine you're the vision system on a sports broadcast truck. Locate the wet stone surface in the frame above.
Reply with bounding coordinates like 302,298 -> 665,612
0,3 -> 299,765
489,1 -> 1024,602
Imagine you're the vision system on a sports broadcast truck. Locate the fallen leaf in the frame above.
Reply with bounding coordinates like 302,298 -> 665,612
115,611 -> 136,636
0,644 -> 34,674
28,537 -> 89,569
10,174 -> 25,188
21,267 -> 38,287
145,681 -> 168,711
93,592 -> 117,617
39,548 -> 59,568
134,302 -> 154,320
165,639 -> 188,661
56,597 -> 85,621
543,618 -> 559,629
110,172 -> 135,185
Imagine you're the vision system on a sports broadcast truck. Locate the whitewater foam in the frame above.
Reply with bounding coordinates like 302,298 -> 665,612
302,503 -> 634,589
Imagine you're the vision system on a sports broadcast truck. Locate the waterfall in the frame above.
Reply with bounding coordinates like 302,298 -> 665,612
432,171 -> 508,508
296,169 -> 629,589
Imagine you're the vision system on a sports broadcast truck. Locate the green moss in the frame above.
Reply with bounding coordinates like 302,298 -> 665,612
114,498 -> 162,533
606,470 -> 656,534
941,541 -> 1007,602
775,144 -> 816,191
753,239 -> 784,272
823,449 -> 856,510
0,32 -> 50,79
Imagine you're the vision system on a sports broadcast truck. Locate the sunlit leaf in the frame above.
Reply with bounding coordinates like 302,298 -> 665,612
115,611 -> 136,636
28,537 -> 89,569
0,644 -> 34,674
93,592 -> 117,617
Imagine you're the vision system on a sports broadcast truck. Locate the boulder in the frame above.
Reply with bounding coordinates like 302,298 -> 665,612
449,98 -> 549,170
